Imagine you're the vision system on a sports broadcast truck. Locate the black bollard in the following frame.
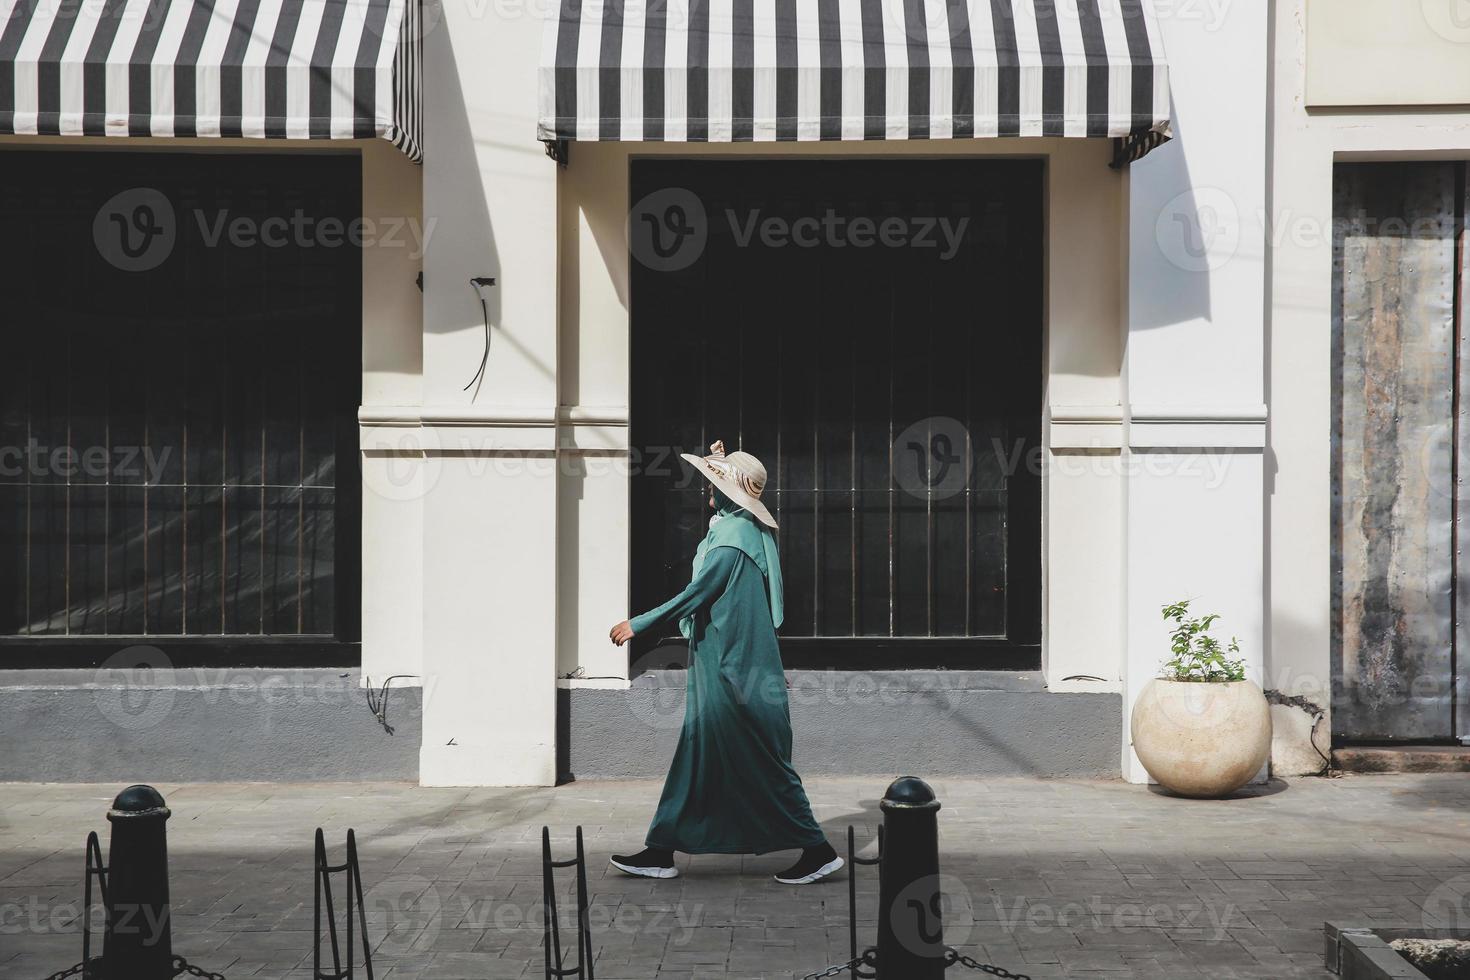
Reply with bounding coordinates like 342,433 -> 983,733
103,784 -> 174,980
875,776 -> 946,979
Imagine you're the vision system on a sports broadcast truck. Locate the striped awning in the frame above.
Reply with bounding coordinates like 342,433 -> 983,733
0,0 -> 422,161
539,0 -> 1170,158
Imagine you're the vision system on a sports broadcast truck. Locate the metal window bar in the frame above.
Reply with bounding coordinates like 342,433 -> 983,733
679,242 -> 1003,642
846,825 -> 883,979
633,161 -> 1041,655
675,435 -> 1002,642
16,334 -> 333,637
541,826 -> 594,980
313,828 -> 374,980
0,155 -> 354,644
4,324 -> 336,636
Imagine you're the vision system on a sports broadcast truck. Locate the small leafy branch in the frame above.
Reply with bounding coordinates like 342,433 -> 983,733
1161,600 -> 1246,682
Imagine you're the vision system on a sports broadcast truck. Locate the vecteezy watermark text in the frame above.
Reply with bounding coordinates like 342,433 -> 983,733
0,440 -> 171,483
992,895 -> 1239,941
93,187 -> 434,272
0,890 -> 705,946
726,209 -> 970,259
630,187 -> 971,271
192,210 -> 433,254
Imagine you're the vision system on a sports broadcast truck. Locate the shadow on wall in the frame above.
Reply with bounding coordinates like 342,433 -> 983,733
424,10 -> 556,393
1127,97 -> 1216,332
558,143 -> 633,409
425,17 -> 497,344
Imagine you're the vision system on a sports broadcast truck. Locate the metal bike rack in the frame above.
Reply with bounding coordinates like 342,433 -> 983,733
541,826 -> 594,980
845,825 -> 884,979
313,829 -> 374,980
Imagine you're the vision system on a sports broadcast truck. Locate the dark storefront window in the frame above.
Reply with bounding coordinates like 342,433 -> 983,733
0,151 -> 361,665
630,160 -> 1042,670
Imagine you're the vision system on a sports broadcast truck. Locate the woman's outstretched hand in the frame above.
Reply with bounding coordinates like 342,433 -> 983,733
609,620 -> 635,646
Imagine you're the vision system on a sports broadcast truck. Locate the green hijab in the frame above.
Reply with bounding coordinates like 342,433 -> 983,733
679,488 -> 784,638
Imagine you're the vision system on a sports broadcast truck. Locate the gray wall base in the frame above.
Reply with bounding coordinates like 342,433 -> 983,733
0,669 -> 421,782
560,670 -> 1122,781
6,668 -> 1118,784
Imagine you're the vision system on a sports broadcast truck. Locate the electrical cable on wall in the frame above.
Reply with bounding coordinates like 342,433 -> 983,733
465,276 -> 497,392
561,666 -> 626,681
365,675 -> 419,735
1265,690 -> 1335,777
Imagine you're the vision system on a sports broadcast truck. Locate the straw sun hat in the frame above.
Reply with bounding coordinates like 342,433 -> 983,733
680,440 -> 778,529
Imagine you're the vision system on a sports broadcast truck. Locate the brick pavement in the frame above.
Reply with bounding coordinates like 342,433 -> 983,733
3,774 -> 1468,979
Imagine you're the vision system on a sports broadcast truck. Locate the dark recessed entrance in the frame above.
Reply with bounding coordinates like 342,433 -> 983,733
0,151 -> 362,667
630,159 -> 1043,671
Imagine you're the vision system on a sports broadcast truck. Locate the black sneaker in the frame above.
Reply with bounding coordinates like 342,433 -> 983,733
610,847 -> 678,879
774,842 -> 844,884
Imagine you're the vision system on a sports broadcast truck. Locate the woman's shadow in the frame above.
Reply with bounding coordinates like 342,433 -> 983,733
820,798 -> 884,855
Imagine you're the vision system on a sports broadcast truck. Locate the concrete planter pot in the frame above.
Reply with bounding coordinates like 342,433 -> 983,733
1130,678 -> 1271,798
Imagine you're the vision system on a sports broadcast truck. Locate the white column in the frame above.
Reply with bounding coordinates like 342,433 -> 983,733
418,0 -> 559,785
555,144 -> 633,682
360,141 -> 426,685
1122,4 -> 1269,782
1044,139 -> 1126,694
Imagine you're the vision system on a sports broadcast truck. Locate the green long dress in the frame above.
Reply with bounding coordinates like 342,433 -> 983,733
630,498 -> 826,855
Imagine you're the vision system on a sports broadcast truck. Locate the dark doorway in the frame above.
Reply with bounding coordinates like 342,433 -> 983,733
630,159 -> 1043,671
1332,161 -> 1467,743
0,151 -> 362,666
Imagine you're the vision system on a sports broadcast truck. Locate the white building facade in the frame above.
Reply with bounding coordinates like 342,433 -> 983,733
0,0 -> 1465,786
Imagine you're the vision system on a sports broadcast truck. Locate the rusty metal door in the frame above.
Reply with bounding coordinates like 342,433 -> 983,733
1333,162 -> 1466,742
1459,167 -> 1470,745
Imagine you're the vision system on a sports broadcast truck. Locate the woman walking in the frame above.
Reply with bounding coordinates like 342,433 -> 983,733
608,441 -> 843,885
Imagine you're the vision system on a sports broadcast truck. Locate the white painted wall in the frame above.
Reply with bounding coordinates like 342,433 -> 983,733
1268,0 -> 1470,773
1305,0 -> 1470,108
1123,3 -> 1269,782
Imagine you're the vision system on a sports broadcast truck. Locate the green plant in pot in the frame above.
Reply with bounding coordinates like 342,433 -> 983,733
1130,600 -> 1272,798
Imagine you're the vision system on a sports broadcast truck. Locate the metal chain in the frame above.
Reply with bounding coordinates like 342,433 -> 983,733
39,961 -> 89,980
173,955 -> 227,980
944,947 -> 1032,979
801,947 -> 876,979
800,956 -> 863,979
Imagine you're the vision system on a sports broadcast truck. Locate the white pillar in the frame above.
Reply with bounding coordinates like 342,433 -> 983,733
418,0 -> 559,785
360,141 -> 426,685
1122,4 -> 1269,782
555,144 -> 633,682
1043,139 -> 1126,694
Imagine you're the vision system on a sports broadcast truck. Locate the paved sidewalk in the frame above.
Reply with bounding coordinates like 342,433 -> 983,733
3,775 -> 1469,979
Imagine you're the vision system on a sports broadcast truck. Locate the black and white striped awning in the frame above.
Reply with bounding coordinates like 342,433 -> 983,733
539,0 -> 1170,158
0,0 -> 422,161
